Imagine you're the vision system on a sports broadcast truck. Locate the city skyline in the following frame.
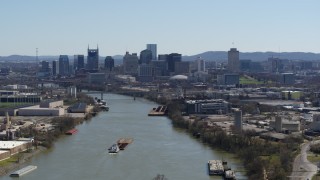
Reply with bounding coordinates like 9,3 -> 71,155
1,0 -> 319,56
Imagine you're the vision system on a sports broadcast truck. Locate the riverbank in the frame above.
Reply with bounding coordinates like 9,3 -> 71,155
0,146 -> 46,176
0,93 -> 101,176
136,92 -> 304,180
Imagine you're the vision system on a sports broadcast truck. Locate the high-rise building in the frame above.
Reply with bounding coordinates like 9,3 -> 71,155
280,73 -> 295,85
151,60 -> 168,76
167,53 -> 182,73
52,60 -> 58,76
158,54 -> 168,61
123,52 -> 139,75
196,57 -> 205,72
41,61 -> 50,72
139,49 -> 153,64
175,61 -> 190,74
74,55 -> 85,70
58,55 -> 70,76
234,109 -> 243,132
227,48 -> 240,73
104,56 -> 114,71
240,59 -> 251,72
146,44 -> 157,60
138,64 -> 153,82
87,46 -> 99,70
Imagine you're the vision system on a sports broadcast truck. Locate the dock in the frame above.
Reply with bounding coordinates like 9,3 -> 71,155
148,105 -> 168,116
10,165 -> 37,177
117,138 -> 133,150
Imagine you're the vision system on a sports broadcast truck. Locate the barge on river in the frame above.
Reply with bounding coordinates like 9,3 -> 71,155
208,160 -> 236,179
148,106 -> 168,116
117,138 -> 133,150
10,165 -> 37,177
65,128 -> 78,135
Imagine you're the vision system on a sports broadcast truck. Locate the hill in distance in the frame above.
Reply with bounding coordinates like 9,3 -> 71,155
1,52 -> 320,62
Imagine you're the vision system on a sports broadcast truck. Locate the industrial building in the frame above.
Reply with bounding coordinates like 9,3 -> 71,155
185,99 -> 229,114
0,141 -> 30,155
18,105 -> 65,116
269,117 -> 300,132
67,103 -> 87,113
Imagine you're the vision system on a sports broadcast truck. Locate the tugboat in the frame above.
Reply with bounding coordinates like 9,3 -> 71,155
108,144 -> 120,153
224,170 -> 236,180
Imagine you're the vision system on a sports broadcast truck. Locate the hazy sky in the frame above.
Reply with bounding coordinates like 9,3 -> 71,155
1,0 -> 319,56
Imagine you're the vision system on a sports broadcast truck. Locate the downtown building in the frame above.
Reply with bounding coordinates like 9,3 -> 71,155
87,46 -> 99,70
123,52 -> 139,76
74,55 -> 85,70
227,48 -> 240,73
139,49 -> 153,64
58,55 -> 70,76
104,56 -> 114,71
146,44 -> 157,60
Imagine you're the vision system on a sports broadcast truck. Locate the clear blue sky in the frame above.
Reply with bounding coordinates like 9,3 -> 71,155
0,0 -> 319,56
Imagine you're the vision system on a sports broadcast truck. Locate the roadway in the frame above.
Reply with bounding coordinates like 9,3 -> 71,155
290,142 -> 318,180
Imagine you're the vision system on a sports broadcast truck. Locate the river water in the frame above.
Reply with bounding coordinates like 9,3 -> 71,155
1,93 -> 246,180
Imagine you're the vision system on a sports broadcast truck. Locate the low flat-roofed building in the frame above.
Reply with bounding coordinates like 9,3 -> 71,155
18,105 -> 64,116
269,119 -> 300,132
260,132 -> 288,142
0,141 -> 30,155
40,100 -> 64,108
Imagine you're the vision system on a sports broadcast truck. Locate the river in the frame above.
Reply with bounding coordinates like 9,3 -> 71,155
1,93 -> 246,180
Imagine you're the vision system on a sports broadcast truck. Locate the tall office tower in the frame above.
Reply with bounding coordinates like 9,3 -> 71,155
158,54 -> 168,61
196,57 -> 206,72
41,61 -> 50,72
227,48 -> 240,73
104,56 -> 115,71
87,46 -> 99,70
74,55 -> 85,70
167,53 -> 182,73
123,52 -> 139,75
146,44 -> 157,60
58,55 -> 70,76
52,60 -> 58,76
139,49 -> 153,64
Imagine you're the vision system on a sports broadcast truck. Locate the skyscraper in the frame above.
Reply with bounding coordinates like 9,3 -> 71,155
196,57 -> 206,72
123,52 -> 139,75
146,44 -> 157,60
139,49 -> 152,64
167,53 -> 182,73
104,56 -> 114,71
41,61 -> 50,72
227,48 -> 240,73
87,46 -> 99,70
74,55 -> 85,70
58,55 -> 70,76
52,60 -> 57,76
